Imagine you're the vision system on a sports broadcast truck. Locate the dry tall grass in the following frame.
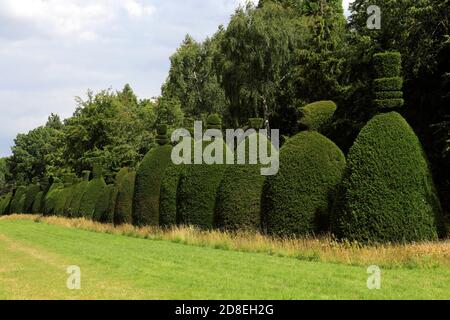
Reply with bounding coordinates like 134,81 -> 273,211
1,214 -> 449,269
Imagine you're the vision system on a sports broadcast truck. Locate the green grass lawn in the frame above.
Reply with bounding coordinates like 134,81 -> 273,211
0,219 -> 448,300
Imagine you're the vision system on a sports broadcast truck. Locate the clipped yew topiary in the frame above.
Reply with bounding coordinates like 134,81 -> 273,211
261,131 -> 346,236
0,193 -> 12,215
9,186 -> 27,214
66,171 -> 90,217
159,163 -> 185,227
133,126 -> 173,226
331,112 -> 446,242
114,171 -> 136,225
32,191 -> 44,214
215,119 -> 272,231
298,101 -> 337,131
178,116 -> 229,229
53,185 -> 73,216
372,52 -> 404,111
24,184 -> 40,213
78,172 -> 106,220
93,185 -> 114,222
43,182 -> 64,215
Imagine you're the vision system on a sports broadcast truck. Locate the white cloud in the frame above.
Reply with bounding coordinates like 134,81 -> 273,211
123,0 -> 155,18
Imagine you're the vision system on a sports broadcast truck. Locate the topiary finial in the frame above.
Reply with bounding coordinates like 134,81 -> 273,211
249,118 -> 264,129
372,51 -> 404,111
206,114 -> 222,130
156,123 -> 170,145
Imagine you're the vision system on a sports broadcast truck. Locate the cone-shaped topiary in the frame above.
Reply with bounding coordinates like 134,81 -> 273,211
215,130 -> 274,231
78,174 -> 106,219
105,168 -> 131,223
261,131 -> 346,236
23,184 -> 40,213
65,171 -> 90,217
133,137 -> 173,226
178,125 -> 230,229
298,101 -> 337,132
53,185 -> 74,216
372,52 -> 404,111
159,161 -> 186,227
32,191 -> 44,214
93,184 -> 114,222
0,193 -> 12,215
331,112 -> 446,242
43,182 -> 64,215
9,186 -> 27,214
115,171 -> 136,225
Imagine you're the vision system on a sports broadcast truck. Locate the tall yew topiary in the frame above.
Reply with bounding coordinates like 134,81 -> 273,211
23,184 -> 40,213
93,185 -> 114,222
372,52 -> 404,110
331,112 -> 446,242
215,118 -> 271,231
79,167 -> 106,220
159,162 -> 185,227
178,115 -> 229,229
66,171 -> 90,217
133,125 -> 173,226
261,131 -> 346,236
115,171 -> 136,225
9,186 -> 27,214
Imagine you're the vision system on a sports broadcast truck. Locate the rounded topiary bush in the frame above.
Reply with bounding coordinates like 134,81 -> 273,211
32,191 -> 44,214
24,184 -> 40,213
43,182 -> 64,215
114,171 -> 136,225
298,101 -> 337,131
215,131 -> 274,231
78,175 -> 106,220
53,185 -> 73,216
0,193 -> 12,215
178,139 -> 229,229
133,144 -> 173,226
66,181 -> 88,218
159,162 -> 185,227
9,186 -> 27,214
331,112 -> 446,243
93,185 -> 114,222
261,131 -> 346,236
373,52 -> 401,78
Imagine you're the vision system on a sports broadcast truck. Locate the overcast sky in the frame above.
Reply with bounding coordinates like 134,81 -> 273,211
0,0 -> 353,157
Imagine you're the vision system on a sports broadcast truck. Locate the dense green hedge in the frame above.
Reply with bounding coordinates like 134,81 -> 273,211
79,176 -> 106,219
0,193 -> 12,215
373,98 -> 405,109
93,185 -> 114,222
178,139 -> 228,229
43,182 -> 64,215
133,144 -> 173,226
105,168 -> 131,223
32,191 -> 44,214
215,133 -> 272,231
261,131 -> 346,236
53,185 -> 73,216
298,101 -> 337,131
159,162 -> 185,227
331,112 -> 446,242
9,186 -> 27,214
24,184 -> 40,213
65,181 -> 88,217
373,77 -> 403,91
374,91 -> 403,100
373,52 -> 401,78
114,171 -> 136,225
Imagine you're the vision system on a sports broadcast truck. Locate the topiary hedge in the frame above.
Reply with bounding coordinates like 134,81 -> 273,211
298,101 -> 337,131
215,131 -> 273,231
114,171 -> 136,225
53,185 -> 73,216
331,112 -> 446,243
43,182 -> 64,215
66,180 -> 88,218
9,186 -> 27,214
105,168 -> 131,223
93,185 -> 114,222
32,191 -> 44,214
178,140 -> 229,229
261,131 -> 346,236
79,175 -> 106,220
372,52 -> 404,111
0,193 -> 12,215
133,143 -> 173,226
373,52 -> 401,78
24,184 -> 40,213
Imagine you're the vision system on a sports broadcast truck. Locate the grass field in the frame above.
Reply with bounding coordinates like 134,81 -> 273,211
0,217 -> 449,300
